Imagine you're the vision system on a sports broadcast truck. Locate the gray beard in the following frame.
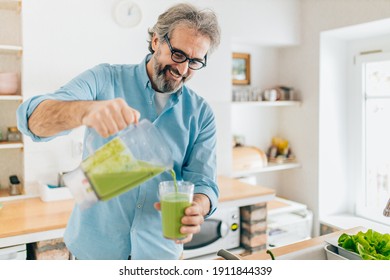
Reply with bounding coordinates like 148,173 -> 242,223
152,57 -> 184,94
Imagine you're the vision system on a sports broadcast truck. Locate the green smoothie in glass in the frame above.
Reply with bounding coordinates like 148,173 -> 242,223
159,179 -> 194,240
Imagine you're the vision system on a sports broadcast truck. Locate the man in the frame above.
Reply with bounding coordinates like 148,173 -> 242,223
17,3 -> 220,260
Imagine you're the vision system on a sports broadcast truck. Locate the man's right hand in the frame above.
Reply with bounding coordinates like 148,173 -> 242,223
82,98 -> 141,138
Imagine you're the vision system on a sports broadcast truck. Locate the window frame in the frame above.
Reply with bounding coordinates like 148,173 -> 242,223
354,52 -> 390,226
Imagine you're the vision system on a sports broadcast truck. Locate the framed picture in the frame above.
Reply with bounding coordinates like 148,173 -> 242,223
232,52 -> 250,85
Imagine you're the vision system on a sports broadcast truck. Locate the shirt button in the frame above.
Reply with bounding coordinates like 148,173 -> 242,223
137,204 -> 142,209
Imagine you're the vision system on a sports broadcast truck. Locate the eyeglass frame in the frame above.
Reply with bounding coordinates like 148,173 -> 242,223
163,34 -> 207,70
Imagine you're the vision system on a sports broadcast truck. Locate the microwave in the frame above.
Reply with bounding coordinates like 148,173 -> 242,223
183,206 -> 240,259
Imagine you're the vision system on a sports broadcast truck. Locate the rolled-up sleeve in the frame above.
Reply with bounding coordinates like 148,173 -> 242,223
16,64 -> 109,142
17,94 -> 71,142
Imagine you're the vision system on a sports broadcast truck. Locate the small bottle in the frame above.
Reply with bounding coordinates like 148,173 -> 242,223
63,119 -> 173,209
7,127 -> 22,142
9,175 -> 22,196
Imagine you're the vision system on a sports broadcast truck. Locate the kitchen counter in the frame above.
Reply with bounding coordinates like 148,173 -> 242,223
0,198 -> 74,247
0,176 -> 275,248
217,176 -> 275,207
242,226 -> 366,260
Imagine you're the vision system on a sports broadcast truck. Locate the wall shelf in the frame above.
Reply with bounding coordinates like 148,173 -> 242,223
0,45 -> 23,55
0,141 -> 23,149
232,101 -> 301,107
0,0 -> 24,196
0,95 -> 22,101
232,162 -> 301,178
0,0 -> 21,11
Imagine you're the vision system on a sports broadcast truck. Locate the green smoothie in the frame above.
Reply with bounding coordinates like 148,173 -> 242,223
88,163 -> 165,200
81,137 -> 166,200
161,192 -> 191,240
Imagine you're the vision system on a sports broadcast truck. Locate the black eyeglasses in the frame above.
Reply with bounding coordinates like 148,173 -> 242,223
164,34 -> 207,70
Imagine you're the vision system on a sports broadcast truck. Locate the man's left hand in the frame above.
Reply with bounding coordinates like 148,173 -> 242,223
154,193 -> 210,244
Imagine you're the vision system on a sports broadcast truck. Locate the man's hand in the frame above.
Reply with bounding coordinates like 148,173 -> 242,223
82,98 -> 140,138
154,193 -> 210,244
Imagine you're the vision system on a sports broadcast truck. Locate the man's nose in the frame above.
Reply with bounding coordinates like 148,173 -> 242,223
176,61 -> 190,77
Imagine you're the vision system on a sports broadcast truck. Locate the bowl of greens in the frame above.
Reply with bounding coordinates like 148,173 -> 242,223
337,229 -> 390,260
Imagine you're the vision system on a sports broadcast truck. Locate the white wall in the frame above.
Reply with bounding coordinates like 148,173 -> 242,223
319,34 -> 349,216
21,0 -> 300,187
278,0 -> 390,235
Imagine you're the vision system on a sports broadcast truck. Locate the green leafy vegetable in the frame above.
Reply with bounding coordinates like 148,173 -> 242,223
338,229 -> 390,260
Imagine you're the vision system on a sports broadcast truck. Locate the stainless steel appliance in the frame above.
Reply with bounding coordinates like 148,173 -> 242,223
183,206 -> 240,259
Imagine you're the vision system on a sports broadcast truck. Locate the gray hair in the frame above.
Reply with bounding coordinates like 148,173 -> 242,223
147,3 -> 221,54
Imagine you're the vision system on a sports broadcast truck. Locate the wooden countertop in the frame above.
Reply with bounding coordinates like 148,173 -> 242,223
242,226 -> 366,260
217,176 -> 275,203
0,198 -> 74,239
0,176 -> 274,240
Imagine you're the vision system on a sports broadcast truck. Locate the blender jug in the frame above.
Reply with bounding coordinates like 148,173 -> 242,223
63,119 -> 173,209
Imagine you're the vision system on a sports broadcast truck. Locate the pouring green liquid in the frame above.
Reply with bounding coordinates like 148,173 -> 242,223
169,169 -> 178,192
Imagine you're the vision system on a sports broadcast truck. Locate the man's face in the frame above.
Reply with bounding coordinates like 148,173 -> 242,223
150,26 -> 210,94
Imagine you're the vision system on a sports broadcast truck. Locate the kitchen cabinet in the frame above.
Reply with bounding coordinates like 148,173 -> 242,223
0,244 -> 26,260
0,0 -> 24,200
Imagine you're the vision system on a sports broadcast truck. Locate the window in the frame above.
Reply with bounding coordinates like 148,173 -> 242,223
355,52 -> 390,226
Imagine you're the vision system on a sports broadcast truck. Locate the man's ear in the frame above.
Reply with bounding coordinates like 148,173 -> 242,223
151,33 -> 160,52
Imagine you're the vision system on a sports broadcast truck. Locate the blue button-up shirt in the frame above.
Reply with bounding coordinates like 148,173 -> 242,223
16,55 -> 219,260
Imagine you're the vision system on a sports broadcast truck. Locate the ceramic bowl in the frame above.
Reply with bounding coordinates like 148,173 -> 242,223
0,72 -> 19,95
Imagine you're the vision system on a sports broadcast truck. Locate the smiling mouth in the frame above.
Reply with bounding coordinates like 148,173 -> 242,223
168,68 -> 182,80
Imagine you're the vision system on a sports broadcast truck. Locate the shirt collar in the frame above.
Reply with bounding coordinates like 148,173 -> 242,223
139,54 -> 152,90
